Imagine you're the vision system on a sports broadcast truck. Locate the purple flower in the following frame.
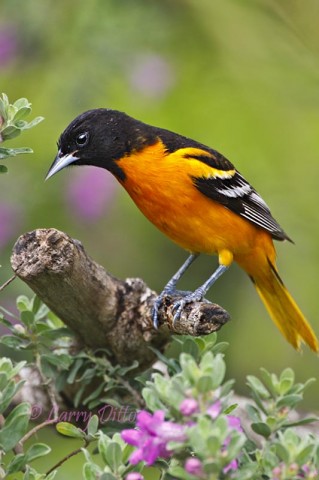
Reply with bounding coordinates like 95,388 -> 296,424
223,415 -> 243,451
207,400 -> 222,419
129,54 -> 175,99
179,398 -> 199,416
0,25 -> 18,67
300,463 -> 318,479
121,410 -> 186,466
125,473 -> 144,480
220,415 -> 242,472
272,465 -> 283,479
185,457 -> 204,477
0,203 -> 22,250
227,415 -> 242,432
66,167 -> 117,223
223,458 -> 238,474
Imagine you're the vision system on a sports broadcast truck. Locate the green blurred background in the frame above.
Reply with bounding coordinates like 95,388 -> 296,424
1,0 -> 319,413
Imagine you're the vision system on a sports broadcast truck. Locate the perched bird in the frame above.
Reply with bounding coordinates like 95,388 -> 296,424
46,109 -> 318,352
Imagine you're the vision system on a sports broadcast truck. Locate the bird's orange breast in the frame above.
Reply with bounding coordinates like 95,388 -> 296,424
116,141 -> 273,262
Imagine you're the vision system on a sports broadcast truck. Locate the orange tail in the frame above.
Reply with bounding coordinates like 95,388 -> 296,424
251,259 -> 318,352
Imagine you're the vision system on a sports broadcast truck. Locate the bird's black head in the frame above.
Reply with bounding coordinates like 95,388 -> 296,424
46,108 -> 157,181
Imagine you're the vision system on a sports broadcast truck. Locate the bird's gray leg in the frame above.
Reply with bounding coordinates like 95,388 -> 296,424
152,253 -> 199,328
172,264 -> 229,322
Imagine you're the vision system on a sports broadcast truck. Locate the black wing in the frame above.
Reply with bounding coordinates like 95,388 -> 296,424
192,165 -> 291,242
155,126 -> 291,242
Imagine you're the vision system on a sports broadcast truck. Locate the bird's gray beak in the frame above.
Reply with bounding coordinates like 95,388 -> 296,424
45,150 -> 79,180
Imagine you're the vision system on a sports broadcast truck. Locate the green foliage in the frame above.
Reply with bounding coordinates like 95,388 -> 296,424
0,295 -> 319,478
63,349 -> 139,409
246,368 -> 317,438
0,93 -> 43,172
0,358 -> 54,477
0,295 -> 140,411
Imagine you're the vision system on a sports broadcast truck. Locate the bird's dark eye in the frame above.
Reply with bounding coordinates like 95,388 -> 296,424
76,132 -> 89,147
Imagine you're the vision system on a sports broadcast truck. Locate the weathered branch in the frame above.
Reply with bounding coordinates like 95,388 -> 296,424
11,228 -> 230,366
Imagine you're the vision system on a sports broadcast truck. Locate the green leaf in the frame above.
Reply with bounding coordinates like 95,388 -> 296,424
206,434 -> 222,454
25,443 -> 51,462
0,164 -> 7,173
13,106 -> 32,122
274,442 -> 290,463
219,378 -> 235,397
211,354 -> 226,388
56,421 -> 84,438
211,341 -> 229,354
21,310 -> 35,328
22,116 -> 44,130
278,368 -> 295,395
98,431 -> 111,464
223,403 -> 238,415
246,375 -> 270,399
82,382 -> 105,405
251,422 -> 271,438
99,474 -> 118,480
276,394 -> 302,409
0,93 -> 9,120
246,404 -> 261,423
4,359 -> 26,379
197,375 -> 214,393
0,379 -> 25,413
6,453 -> 27,474
105,442 -> 122,471
38,326 -> 72,340
0,314 -> 14,329
121,443 -> 134,464
0,335 -> 25,349
0,146 -> 33,158
83,462 -> 102,480
1,124 -> 21,140
182,338 -> 200,358
45,471 -> 58,480
0,402 -> 30,451
259,368 -> 278,397
67,358 -> 84,383
296,444 -> 315,464
41,353 -> 73,369
13,97 -> 30,110
142,387 -> 165,411
31,295 -> 42,314
87,415 -> 99,436
17,295 -> 32,312
283,416 -> 319,428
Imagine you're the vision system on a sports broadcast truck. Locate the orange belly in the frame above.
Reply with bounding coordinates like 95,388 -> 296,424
116,142 -> 275,269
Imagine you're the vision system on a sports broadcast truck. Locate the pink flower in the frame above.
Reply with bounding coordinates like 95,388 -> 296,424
179,398 -> 199,416
129,54 -> 175,99
0,25 -> 18,67
207,400 -> 222,419
185,457 -> 204,476
66,166 -> 117,223
125,473 -> 144,480
223,458 -> 238,474
121,410 -> 186,466
227,415 -> 242,432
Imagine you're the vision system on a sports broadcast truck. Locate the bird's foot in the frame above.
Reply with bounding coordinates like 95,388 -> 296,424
172,288 -> 206,323
152,288 -> 192,329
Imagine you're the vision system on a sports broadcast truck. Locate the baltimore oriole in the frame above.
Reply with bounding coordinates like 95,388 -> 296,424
46,109 -> 318,352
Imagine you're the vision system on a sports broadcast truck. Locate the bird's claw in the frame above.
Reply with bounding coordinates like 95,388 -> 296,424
172,291 -> 204,323
152,297 -> 163,329
152,289 -> 193,328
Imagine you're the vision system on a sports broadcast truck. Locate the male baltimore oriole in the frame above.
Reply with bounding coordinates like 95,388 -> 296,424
46,109 -> 318,352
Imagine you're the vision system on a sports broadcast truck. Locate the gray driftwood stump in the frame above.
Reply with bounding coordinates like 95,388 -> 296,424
11,228 -> 230,368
